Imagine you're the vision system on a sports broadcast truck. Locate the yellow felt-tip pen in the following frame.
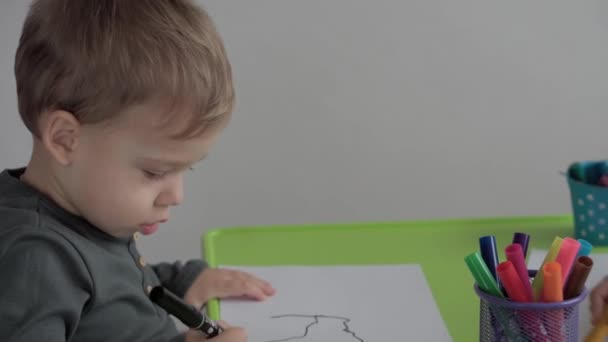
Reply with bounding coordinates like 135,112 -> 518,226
530,236 -> 562,300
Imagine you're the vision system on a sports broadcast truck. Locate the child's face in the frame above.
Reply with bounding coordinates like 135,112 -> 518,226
65,103 -> 224,238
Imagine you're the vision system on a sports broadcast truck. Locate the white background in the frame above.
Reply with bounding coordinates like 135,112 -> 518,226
1,1 -> 608,263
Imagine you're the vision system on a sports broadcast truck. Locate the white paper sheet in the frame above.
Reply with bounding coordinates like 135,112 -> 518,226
218,264 -> 452,342
528,249 -> 605,340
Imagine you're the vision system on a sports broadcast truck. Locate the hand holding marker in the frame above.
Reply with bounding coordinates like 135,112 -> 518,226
150,286 -> 223,338
587,307 -> 608,342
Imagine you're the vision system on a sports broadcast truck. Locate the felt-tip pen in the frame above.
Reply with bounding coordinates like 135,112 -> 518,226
149,286 -> 222,338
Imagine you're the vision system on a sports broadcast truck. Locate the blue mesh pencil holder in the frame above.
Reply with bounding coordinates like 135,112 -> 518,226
565,161 -> 608,246
474,271 -> 589,342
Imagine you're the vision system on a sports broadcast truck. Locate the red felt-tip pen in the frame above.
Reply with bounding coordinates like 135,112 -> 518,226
505,244 -> 533,302
497,261 -> 529,302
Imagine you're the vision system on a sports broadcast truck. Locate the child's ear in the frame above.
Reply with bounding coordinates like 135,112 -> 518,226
40,110 -> 81,166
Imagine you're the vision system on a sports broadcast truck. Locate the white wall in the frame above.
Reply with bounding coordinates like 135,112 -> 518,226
2,0 -> 608,264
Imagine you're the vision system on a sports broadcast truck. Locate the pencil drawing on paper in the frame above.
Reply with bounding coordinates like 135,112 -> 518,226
262,314 -> 365,342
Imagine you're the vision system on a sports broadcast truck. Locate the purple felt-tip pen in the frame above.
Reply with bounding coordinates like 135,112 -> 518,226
512,232 -> 530,259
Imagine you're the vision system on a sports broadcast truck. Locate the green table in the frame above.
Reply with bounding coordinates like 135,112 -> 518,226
202,215 -> 605,341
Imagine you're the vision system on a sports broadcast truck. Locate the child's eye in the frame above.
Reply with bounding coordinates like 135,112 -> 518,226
143,170 -> 166,180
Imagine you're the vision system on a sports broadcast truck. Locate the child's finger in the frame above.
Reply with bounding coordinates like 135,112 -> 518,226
258,279 -> 276,296
184,329 -> 205,342
590,278 -> 608,325
240,274 -> 274,297
217,320 -> 231,329
207,326 -> 247,342
234,275 -> 269,300
249,278 -> 275,298
245,283 -> 267,301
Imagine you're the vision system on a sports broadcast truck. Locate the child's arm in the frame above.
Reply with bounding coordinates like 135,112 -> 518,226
591,276 -> 608,325
0,229 -> 92,341
151,261 -> 275,308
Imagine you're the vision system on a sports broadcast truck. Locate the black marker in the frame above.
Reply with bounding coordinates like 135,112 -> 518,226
149,286 -> 222,338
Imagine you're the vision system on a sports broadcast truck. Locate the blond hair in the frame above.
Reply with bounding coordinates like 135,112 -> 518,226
15,0 -> 234,139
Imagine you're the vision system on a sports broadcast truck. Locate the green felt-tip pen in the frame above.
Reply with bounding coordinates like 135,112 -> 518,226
466,251 -> 525,340
465,251 -> 504,297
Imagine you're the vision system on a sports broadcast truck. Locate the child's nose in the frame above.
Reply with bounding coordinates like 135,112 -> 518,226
155,176 -> 184,207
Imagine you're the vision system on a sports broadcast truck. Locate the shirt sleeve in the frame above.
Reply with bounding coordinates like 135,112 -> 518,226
0,227 -> 93,342
151,259 -> 207,298
169,332 -> 187,342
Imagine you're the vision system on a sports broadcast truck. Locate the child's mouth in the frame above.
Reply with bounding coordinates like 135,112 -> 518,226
140,223 -> 160,235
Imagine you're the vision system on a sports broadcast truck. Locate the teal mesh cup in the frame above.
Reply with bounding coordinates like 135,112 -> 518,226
566,161 -> 608,246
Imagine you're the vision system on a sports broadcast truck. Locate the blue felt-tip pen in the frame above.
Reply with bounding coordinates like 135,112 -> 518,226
479,236 -> 501,288
577,238 -> 592,257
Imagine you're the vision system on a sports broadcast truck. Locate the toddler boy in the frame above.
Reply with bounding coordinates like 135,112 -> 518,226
0,1 -> 275,341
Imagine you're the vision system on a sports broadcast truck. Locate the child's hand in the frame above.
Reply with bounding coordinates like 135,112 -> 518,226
184,268 -> 276,308
184,321 -> 246,342
590,276 -> 608,325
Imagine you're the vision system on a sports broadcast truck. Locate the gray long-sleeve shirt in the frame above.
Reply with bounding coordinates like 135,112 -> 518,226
0,168 -> 207,342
